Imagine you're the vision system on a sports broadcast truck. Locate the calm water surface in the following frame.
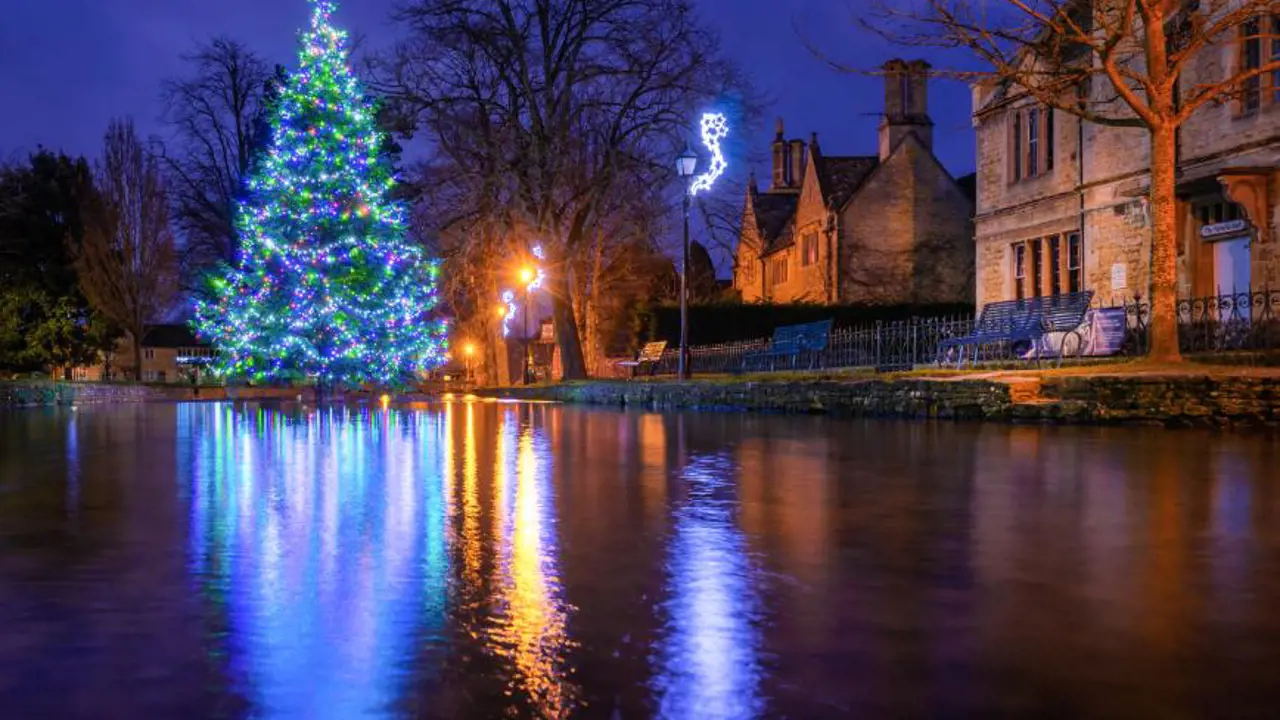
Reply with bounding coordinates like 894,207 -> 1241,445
1,401 -> 1279,718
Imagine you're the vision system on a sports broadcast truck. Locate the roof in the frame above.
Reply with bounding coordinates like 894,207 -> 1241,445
955,172 -> 977,203
816,155 -> 880,210
752,192 -> 798,252
141,324 -> 205,348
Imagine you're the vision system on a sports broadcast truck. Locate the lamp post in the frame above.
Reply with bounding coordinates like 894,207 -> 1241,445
676,144 -> 698,380
519,266 -> 535,385
463,342 -> 476,381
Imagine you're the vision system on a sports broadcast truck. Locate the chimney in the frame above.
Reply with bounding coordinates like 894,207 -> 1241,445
879,59 -> 934,160
789,138 -> 805,187
771,117 -> 786,190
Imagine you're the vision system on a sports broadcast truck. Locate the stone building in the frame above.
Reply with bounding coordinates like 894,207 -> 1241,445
66,325 -> 214,383
972,11 -> 1280,309
733,60 -> 975,305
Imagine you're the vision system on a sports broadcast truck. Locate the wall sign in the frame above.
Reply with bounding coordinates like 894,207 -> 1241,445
1201,218 -> 1250,239
1111,263 -> 1127,291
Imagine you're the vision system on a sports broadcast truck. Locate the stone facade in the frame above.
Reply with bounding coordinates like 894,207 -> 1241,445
734,60 -> 975,306
974,7 -> 1280,310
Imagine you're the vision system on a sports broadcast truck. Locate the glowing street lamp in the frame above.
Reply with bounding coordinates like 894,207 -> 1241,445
676,145 -> 697,381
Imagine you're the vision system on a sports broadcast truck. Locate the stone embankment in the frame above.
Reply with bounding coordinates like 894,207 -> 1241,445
1,382 -> 307,408
477,371 -> 1280,428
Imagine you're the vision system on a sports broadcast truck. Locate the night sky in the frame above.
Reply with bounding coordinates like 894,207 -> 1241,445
1,0 -> 975,179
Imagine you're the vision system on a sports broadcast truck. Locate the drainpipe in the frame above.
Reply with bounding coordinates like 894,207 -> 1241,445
827,209 -> 839,302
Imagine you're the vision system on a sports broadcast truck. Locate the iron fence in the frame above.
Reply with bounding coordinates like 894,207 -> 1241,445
612,288 -> 1280,378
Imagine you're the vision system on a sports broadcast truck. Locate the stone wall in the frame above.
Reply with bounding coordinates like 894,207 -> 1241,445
841,137 -> 974,305
479,374 -> 1280,428
0,382 -> 312,408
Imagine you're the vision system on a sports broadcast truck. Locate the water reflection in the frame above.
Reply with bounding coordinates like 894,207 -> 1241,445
183,405 -> 449,718
654,451 -> 764,719
3,404 -> 1280,717
487,408 -> 576,716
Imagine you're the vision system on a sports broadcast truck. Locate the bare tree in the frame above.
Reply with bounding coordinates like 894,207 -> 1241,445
160,37 -> 275,278
78,119 -> 179,381
371,0 -> 746,379
846,0 -> 1280,362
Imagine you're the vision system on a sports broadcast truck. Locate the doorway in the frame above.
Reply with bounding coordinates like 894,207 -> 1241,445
1212,236 -> 1251,296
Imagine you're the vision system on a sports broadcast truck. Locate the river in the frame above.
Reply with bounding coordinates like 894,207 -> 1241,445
1,401 -> 1278,718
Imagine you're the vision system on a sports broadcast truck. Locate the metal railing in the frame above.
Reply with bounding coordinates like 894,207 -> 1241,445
607,288 -> 1280,378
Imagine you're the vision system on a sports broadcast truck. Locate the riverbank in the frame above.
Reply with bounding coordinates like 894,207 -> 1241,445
476,365 -> 1280,428
0,381 -> 308,408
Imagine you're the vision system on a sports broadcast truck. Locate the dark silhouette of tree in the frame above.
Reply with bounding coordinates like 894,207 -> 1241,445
371,0 -> 747,379
160,38 -> 276,279
0,151 -> 117,374
77,120 -> 179,381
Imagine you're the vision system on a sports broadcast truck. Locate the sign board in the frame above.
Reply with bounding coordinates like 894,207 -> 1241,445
1200,218 -> 1249,239
539,321 -> 555,343
1083,307 -> 1128,356
1110,263 -> 1127,291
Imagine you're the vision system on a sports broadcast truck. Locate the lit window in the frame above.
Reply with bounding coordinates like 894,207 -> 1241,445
1067,233 -> 1082,293
1013,243 -> 1027,300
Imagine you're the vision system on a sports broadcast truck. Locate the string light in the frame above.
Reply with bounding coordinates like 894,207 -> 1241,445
689,112 -> 729,196
192,0 -> 449,386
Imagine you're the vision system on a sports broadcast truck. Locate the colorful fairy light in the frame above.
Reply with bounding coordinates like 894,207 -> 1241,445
191,0 -> 448,386
689,112 -> 729,196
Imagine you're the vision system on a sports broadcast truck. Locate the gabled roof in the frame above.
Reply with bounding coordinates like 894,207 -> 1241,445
752,192 -> 799,252
815,155 -> 880,210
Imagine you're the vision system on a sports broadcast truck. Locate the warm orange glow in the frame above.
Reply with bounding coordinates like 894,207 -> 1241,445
496,304 -> 508,318
464,342 -> 476,356
379,393 -> 391,408
519,266 -> 535,284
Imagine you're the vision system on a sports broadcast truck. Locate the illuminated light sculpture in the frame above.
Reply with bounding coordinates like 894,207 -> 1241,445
689,113 -> 729,197
500,290 -> 518,338
192,0 -> 448,387
676,112 -> 730,379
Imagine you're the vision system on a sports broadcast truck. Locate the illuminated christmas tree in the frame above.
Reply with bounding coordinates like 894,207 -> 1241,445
193,0 -> 447,387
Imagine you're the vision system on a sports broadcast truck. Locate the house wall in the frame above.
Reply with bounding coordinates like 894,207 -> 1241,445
842,137 -> 974,305
972,22 -> 1280,310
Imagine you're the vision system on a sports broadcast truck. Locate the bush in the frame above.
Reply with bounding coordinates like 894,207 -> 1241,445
631,301 -> 974,347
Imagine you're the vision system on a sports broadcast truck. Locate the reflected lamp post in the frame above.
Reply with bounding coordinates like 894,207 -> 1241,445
676,144 -> 698,380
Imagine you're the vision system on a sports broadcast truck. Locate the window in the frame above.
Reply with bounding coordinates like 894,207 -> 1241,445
1067,233 -> 1082,293
1009,106 -> 1054,182
1030,238 -> 1043,297
1242,17 -> 1263,113
801,232 -> 819,267
1045,108 -> 1055,171
1048,235 -> 1062,296
144,348 -> 155,360
767,255 -> 789,286
1011,112 -> 1023,182
1014,233 -> 1082,300
1027,108 -> 1040,177
1272,15 -> 1280,104
1013,244 -> 1027,300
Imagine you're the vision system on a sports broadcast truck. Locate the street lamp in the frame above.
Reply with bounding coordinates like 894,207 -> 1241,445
675,144 -> 698,380
519,265 -> 537,385
463,342 -> 476,381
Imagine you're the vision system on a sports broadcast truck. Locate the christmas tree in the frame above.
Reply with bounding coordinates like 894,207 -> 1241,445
193,0 -> 447,387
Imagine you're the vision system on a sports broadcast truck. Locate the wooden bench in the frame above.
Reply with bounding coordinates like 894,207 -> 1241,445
743,319 -> 833,372
939,291 -> 1094,368
617,340 -> 667,378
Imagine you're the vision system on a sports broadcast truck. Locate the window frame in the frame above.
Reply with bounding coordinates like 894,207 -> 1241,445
1013,243 -> 1027,300
800,231 -> 819,267
1008,105 -> 1054,184
1067,232 -> 1083,293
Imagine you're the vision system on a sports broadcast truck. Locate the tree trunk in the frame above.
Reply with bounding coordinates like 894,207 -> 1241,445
550,270 -> 588,380
132,330 -> 144,382
1146,124 -> 1182,363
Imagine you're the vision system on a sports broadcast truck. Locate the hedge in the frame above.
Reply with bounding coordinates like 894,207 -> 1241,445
632,301 -> 974,347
